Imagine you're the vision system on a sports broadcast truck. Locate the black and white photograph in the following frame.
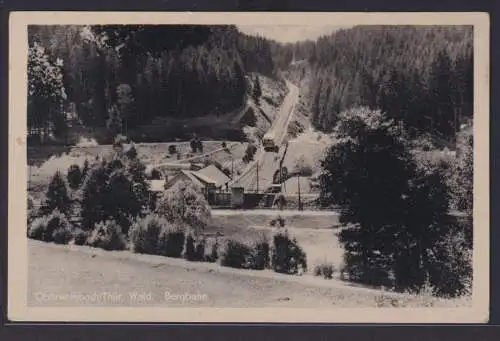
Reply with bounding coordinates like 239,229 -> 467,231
8,12 -> 489,323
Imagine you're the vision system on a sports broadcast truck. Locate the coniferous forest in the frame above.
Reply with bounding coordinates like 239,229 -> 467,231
270,25 -> 473,141
28,25 -> 276,142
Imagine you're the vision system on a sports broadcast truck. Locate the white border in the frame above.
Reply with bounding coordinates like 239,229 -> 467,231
8,12 -> 490,323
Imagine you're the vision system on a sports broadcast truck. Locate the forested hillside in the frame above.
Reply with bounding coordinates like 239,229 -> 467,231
271,26 -> 473,141
27,25 -> 276,143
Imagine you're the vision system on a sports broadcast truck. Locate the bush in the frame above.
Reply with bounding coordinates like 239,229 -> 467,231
252,235 -> 271,270
221,141 -> 227,149
156,181 -> 211,234
41,171 -> 71,215
129,214 -> 167,255
183,234 -> 207,262
168,145 -> 177,155
67,164 -> 82,190
73,228 -> 89,245
195,238 -> 206,261
87,220 -> 127,251
206,238 -> 220,263
150,168 -> 163,180
184,234 -> 197,261
27,209 -> 72,243
158,223 -> 186,258
27,195 -> 37,225
221,239 -> 254,269
125,143 -> 138,159
271,230 -> 307,275
190,138 -> 198,153
28,216 -> 49,240
269,216 -> 285,228
52,224 -> 73,244
427,229 -> 472,298
313,262 -> 336,279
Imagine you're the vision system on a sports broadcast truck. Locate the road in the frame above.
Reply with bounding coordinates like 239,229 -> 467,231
233,80 -> 299,192
28,240 -> 421,308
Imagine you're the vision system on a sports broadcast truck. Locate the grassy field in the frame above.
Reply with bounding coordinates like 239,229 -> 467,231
28,239 -> 472,308
208,212 -> 343,272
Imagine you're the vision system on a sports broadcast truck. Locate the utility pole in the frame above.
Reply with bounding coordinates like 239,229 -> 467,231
297,176 -> 302,211
231,156 -> 234,180
256,162 -> 259,193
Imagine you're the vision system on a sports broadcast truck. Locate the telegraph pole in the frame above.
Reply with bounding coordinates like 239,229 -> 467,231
231,155 -> 234,180
297,176 -> 302,211
256,162 -> 259,193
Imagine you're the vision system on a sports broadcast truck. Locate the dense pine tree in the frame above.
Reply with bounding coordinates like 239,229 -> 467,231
270,26 -> 473,141
27,25 -> 277,142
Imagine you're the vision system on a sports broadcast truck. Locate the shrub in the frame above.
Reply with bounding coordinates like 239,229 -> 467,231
87,220 -> 127,251
41,171 -> 71,215
271,230 -> 307,275
269,216 -> 285,228
150,168 -> 163,180
190,138 -> 198,153
27,209 -> 72,243
156,181 -> 211,234
28,216 -> 49,240
67,164 -> 82,190
27,195 -> 37,225
158,223 -> 186,258
129,214 -> 167,255
221,239 -> 254,269
195,237 -> 206,261
52,223 -> 73,244
168,145 -> 177,155
73,228 -> 89,246
427,229 -> 472,298
252,235 -> 270,270
313,262 -> 336,279
221,141 -> 227,149
125,143 -> 138,160
184,234 -> 197,261
206,238 -> 219,263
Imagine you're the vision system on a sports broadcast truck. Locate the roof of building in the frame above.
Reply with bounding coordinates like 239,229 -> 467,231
180,170 -> 212,188
194,164 -> 231,187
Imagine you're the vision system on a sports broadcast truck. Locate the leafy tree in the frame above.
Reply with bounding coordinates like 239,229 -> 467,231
41,171 -> 71,215
27,42 -> 67,141
155,180 -> 211,235
80,154 -> 149,233
320,107 -> 468,295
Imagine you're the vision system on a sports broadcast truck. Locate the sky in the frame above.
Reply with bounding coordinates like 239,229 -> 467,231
237,25 -> 352,43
